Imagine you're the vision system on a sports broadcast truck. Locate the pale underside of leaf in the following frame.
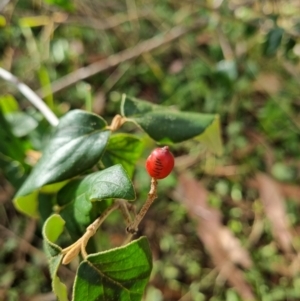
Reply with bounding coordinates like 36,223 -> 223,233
43,214 -> 69,301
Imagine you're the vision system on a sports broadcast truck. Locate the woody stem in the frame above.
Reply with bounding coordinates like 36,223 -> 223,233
127,178 -> 158,234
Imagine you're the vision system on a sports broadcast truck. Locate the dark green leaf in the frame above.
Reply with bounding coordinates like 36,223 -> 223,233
0,153 -> 26,188
101,133 -> 144,178
244,22 -> 258,37
15,110 -> 110,198
0,108 -> 26,162
121,95 -> 223,154
263,27 -> 284,56
57,164 -> 135,239
284,37 -> 296,56
43,214 -> 68,301
38,193 -> 57,223
73,236 -> 152,301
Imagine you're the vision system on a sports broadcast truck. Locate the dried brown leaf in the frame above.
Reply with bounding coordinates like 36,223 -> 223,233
168,59 -> 184,74
246,214 -> 264,248
92,90 -> 106,115
248,177 -> 300,204
279,183 -> 300,203
173,173 -> 254,300
256,173 -> 293,253
218,227 -> 252,268
253,73 -> 282,95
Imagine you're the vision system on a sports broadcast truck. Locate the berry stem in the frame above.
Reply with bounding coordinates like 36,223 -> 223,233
127,177 -> 158,234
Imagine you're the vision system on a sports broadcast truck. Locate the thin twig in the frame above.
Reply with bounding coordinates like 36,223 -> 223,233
62,201 -> 121,264
35,19 -> 207,97
127,177 -> 158,234
81,202 -> 120,259
116,199 -> 135,225
0,67 -> 59,126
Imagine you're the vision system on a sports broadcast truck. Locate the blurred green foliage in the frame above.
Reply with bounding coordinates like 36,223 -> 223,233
1,0 -> 300,300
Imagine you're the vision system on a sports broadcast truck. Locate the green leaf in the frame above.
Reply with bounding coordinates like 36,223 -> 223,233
43,214 -> 68,301
121,95 -> 223,155
53,276 -> 69,301
19,16 -> 52,27
38,65 -> 54,110
216,60 -> 238,81
284,37 -> 296,55
101,133 -> 144,178
264,27 -> 284,56
40,180 -> 70,194
15,110 -> 111,198
0,153 -> 26,188
73,236 -> 152,301
57,164 -> 135,239
43,214 -> 65,258
0,94 -> 19,113
195,115 -> 223,156
13,191 -> 39,218
38,193 -> 56,223
0,15 -> 6,27
42,0 -> 75,11
0,108 -> 26,162
5,112 -> 38,137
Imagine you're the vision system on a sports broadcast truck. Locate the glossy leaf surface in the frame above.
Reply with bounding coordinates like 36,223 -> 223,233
15,110 -> 110,198
121,95 -> 223,155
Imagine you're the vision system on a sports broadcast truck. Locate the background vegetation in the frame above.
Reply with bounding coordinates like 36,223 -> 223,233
1,0 -> 300,300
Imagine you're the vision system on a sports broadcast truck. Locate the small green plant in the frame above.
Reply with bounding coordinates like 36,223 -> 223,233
12,94 -> 222,301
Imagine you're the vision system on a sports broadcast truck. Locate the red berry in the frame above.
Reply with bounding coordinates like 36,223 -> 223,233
146,146 -> 174,179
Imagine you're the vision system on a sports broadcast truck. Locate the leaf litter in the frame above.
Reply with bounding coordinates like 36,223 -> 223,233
172,172 -> 255,300
256,173 -> 294,253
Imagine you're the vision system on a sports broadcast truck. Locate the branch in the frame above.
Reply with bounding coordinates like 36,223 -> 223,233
0,68 -> 59,126
35,19 -> 207,98
127,177 -> 158,234
61,199 -> 134,264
